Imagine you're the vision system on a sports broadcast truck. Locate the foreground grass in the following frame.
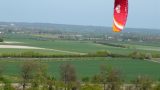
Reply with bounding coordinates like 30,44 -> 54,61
0,57 -> 160,82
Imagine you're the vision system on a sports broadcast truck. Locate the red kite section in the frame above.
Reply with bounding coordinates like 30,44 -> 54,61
113,0 -> 128,32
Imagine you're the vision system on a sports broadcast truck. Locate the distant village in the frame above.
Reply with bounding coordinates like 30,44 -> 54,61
0,23 -> 160,42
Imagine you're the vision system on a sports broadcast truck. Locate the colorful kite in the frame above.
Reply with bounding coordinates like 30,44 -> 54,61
113,0 -> 128,32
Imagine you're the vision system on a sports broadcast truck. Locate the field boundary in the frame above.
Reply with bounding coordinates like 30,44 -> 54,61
0,45 -> 86,55
145,59 -> 160,64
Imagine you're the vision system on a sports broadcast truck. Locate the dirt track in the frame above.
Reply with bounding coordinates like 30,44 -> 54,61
0,45 -> 86,55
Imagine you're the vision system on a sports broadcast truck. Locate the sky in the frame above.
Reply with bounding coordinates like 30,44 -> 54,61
0,0 -> 159,29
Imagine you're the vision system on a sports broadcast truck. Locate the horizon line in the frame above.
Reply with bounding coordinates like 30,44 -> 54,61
0,21 -> 159,30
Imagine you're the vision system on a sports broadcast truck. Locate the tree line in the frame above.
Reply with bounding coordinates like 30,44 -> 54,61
0,50 -> 159,59
0,61 -> 160,90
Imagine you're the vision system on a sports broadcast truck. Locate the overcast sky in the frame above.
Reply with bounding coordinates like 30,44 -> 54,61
0,0 -> 159,29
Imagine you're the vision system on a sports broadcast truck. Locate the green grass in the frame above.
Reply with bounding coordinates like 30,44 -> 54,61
2,34 -> 160,56
2,34 -> 160,83
0,48 -> 70,55
1,57 -> 160,82
4,38 -> 160,55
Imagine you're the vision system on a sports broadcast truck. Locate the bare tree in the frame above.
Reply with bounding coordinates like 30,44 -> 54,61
60,63 -> 77,90
107,67 -> 123,90
99,64 -> 108,90
32,63 -> 48,89
99,65 -> 123,90
20,61 -> 37,90
46,76 -> 55,90
133,75 -> 153,90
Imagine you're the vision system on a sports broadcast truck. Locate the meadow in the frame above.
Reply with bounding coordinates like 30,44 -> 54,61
3,34 -> 160,56
1,34 -> 160,83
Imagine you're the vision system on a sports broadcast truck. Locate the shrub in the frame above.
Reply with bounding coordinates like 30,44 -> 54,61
20,51 -> 42,57
153,83 -> 160,90
130,51 -> 145,60
0,38 -> 3,42
82,77 -> 90,83
96,50 -> 111,56
145,53 -> 152,60
91,75 -> 101,84
4,83 -> 16,90
81,84 -> 102,90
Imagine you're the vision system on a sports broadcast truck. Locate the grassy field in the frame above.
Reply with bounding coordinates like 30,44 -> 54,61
1,57 -> 160,82
3,37 -> 160,56
1,34 -> 159,57
1,34 -> 160,83
0,48 -> 70,55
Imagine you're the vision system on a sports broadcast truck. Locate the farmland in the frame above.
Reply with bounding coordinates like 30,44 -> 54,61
1,57 -> 160,82
1,39 -> 126,54
1,35 -> 160,56
0,23 -> 160,90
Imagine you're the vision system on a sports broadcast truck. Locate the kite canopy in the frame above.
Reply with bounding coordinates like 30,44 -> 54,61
113,0 -> 128,32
